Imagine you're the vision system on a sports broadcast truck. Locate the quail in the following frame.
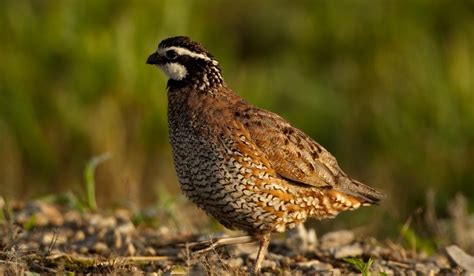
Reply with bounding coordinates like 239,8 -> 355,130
147,36 -> 384,274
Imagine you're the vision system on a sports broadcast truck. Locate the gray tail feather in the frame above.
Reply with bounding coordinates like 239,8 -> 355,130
339,178 -> 386,204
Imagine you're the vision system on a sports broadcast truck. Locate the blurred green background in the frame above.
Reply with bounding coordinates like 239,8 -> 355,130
0,0 -> 473,236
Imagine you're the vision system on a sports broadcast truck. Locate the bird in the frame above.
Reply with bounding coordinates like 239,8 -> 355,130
147,36 -> 384,274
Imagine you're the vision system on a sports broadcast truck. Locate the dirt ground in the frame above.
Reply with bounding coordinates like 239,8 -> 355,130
0,200 -> 472,275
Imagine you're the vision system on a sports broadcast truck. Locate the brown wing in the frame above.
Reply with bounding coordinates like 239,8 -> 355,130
234,105 -> 384,203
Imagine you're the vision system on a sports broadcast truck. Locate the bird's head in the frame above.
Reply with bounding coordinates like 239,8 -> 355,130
147,36 -> 224,90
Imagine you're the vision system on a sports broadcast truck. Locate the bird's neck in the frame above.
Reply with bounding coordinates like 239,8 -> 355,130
167,65 -> 225,94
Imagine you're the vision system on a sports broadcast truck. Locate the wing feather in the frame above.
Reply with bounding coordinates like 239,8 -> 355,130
234,105 -> 384,203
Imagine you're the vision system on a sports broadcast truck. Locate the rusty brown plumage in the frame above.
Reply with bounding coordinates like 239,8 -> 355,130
147,36 -> 385,274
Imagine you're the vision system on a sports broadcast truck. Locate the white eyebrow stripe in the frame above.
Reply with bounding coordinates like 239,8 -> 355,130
158,46 -> 212,62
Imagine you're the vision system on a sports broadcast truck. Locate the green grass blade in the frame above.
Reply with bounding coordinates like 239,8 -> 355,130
84,153 -> 111,211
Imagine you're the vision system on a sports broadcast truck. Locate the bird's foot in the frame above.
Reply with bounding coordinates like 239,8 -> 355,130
186,235 -> 255,255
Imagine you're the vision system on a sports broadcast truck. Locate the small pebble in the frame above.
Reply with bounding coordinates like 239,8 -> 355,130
261,260 -> 277,270
334,244 -> 363,258
320,230 -> 355,250
64,210 -> 81,223
17,243 -> 29,251
34,213 -> 49,226
86,226 -> 95,234
38,202 -> 64,225
42,232 -> 55,245
89,214 -> 116,228
226,257 -> 244,268
145,246 -> 156,256
93,242 -> 108,254
298,259 -> 333,270
73,230 -> 85,241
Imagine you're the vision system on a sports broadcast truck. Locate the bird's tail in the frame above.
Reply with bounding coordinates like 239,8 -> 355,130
338,177 -> 385,205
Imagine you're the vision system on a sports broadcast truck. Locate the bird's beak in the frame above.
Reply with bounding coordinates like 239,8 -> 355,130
146,52 -> 163,65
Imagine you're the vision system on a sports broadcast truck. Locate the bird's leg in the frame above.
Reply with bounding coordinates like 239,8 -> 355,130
252,233 -> 271,275
189,235 -> 255,255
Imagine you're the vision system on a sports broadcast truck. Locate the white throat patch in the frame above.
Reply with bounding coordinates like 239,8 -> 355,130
159,62 -> 187,80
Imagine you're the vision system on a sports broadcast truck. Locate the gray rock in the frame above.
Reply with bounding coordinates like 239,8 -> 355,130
446,244 -> 474,272
261,259 -> 277,270
89,214 -> 116,229
297,259 -> 333,271
334,244 -> 363,258
320,230 -> 355,250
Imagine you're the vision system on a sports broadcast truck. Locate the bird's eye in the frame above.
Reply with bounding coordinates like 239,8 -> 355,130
165,50 -> 178,60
